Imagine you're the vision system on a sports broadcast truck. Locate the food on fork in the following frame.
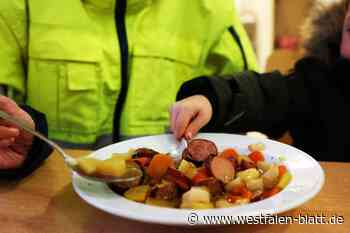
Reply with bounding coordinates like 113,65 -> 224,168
75,153 -> 133,178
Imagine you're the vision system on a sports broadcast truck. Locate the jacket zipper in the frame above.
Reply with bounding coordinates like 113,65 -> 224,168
228,26 -> 248,70
113,0 -> 129,142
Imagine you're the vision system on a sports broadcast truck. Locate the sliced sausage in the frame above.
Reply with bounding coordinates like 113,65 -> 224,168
187,139 -> 218,162
152,182 -> 179,200
210,156 -> 235,183
164,167 -> 191,191
132,157 -> 152,168
148,177 -> 162,186
182,149 -> 204,167
219,153 -> 237,169
133,148 -> 159,158
204,155 -> 215,175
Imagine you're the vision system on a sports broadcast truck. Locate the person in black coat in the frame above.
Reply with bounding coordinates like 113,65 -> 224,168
170,0 -> 350,162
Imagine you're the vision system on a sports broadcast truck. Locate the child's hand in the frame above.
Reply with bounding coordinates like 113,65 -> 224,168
0,96 -> 35,169
170,95 -> 213,140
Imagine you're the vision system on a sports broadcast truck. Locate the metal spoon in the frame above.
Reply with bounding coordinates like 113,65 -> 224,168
0,109 -> 142,183
169,138 -> 187,162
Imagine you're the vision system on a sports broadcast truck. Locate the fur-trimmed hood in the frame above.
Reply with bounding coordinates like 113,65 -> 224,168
302,0 -> 350,65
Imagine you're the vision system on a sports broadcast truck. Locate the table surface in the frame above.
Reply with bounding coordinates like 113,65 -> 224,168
0,150 -> 349,233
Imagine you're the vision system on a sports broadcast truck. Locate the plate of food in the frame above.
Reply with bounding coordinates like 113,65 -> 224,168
72,133 -> 324,226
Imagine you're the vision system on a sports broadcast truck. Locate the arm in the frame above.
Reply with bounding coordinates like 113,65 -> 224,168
176,71 -> 292,138
174,57 -> 322,139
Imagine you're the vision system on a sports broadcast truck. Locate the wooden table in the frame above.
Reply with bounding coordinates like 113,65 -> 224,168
0,150 -> 349,233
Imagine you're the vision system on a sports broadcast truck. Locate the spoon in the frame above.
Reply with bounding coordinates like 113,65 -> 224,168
169,137 -> 187,162
0,109 -> 142,183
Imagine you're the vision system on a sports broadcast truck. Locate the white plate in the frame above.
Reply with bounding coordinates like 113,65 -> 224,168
72,133 -> 325,226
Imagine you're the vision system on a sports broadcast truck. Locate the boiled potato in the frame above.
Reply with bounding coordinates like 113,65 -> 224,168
124,185 -> 150,202
76,158 -> 100,175
182,187 -> 211,204
180,202 -> 214,209
262,165 -> 279,189
246,178 -> 263,192
146,198 -> 178,208
77,152 -> 131,177
96,157 -> 126,177
248,143 -> 265,152
177,160 -> 197,179
180,187 -> 212,209
237,168 -> 260,183
257,161 -> 271,173
215,198 -> 237,208
111,153 -> 132,161
225,177 -> 244,192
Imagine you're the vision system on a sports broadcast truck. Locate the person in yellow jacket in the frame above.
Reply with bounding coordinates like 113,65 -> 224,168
0,0 -> 257,150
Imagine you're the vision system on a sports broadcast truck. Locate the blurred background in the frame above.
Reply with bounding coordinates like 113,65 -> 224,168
235,0 -> 342,144
235,0 -> 340,72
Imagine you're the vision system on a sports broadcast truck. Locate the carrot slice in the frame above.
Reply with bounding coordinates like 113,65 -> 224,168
241,187 -> 253,200
261,187 -> 281,199
192,168 -> 210,185
248,151 -> 265,163
230,185 -> 253,200
147,154 -> 173,179
219,148 -> 239,167
220,148 -> 239,159
278,165 -> 287,177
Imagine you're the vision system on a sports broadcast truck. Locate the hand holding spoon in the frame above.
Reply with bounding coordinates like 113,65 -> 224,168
0,109 -> 142,183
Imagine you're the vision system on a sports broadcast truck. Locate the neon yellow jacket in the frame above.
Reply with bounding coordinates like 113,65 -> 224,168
0,0 -> 257,147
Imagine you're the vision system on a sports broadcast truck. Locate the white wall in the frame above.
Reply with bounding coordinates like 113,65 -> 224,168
235,0 -> 275,71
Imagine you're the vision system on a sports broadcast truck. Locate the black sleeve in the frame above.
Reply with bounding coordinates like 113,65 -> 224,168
177,69 -> 311,139
0,106 -> 53,180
